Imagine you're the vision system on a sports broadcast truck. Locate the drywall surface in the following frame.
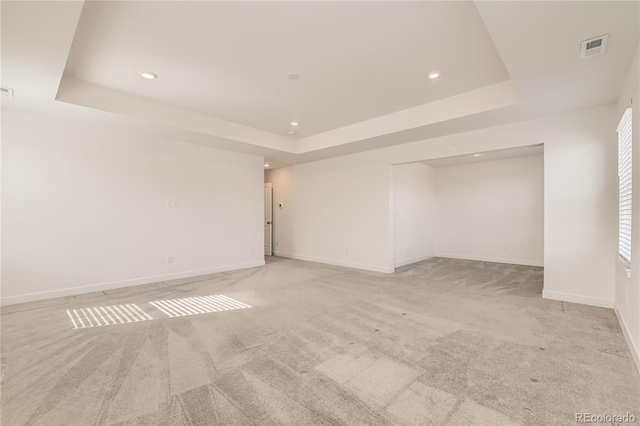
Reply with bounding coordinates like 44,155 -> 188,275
3,102 -> 617,312
435,155 -> 544,266
266,161 -> 393,272
614,46 -> 640,372
267,105 -> 617,309
393,163 -> 436,267
542,109 -> 617,309
1,108 -> 265,305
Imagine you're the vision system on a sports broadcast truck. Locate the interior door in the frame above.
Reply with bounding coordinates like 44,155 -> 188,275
264,182 -> 273,256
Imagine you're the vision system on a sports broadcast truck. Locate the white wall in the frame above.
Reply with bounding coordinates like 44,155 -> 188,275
1,107 -> 265,305
266,160 -> 393,272
435,155 -> 544,266
266,105 -> 617,309
615,46 -> 640,372
393,163 -> 436,267
542,110 -> 618,309
0,101 -> 620,319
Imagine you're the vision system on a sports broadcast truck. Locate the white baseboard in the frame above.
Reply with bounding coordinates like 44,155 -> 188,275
0,260 -> 265,306
394,254 -> 435,268
274,252 -> 393,273
614,305 -> 640,374
542,290 -> 614,309
435,253 -> 543,267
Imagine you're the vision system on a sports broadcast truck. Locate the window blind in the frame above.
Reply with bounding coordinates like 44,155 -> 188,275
618,107 -> 632,263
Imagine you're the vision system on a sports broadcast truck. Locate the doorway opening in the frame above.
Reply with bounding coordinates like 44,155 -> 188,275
264,182 -> 273,256
391,144 -> 544,290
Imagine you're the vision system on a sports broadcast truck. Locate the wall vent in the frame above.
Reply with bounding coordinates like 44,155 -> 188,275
581,35 -> 608,59
0,87 -> 14,98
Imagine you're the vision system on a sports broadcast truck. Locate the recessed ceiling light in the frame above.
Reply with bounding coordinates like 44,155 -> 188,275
138,71 -> 158,80
290,121 -> 299,127
288,131 -> 297,135
287,72 -> 300,80
474,153 -> 483,157
427,71 -> 442,80
264,163 -> 270,168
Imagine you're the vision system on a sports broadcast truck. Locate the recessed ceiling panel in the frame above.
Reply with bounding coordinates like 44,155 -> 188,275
63,1 -> 510,136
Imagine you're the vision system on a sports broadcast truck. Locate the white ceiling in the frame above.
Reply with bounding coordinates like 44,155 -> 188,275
423,144 -> 544,169
64,1 -> 510,138
1,1 -> 638,169
476,0 -> 639,113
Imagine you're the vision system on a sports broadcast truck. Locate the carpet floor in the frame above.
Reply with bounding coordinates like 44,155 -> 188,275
1,257 -> 638,425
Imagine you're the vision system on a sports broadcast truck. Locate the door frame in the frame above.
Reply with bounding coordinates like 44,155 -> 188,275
264,182 -> 273,256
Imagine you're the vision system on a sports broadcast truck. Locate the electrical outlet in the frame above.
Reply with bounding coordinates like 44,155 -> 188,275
276,240 -> 279,247
172,201 -> 179,208
166,201 -> 171,208
167,255 -> 173,264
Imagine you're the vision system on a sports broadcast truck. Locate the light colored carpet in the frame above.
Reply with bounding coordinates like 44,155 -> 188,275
1,257 -> 638,425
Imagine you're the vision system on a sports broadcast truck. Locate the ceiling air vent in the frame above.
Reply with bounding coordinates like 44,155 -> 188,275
0,87 -> 14,98
581,35 -> 608,59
